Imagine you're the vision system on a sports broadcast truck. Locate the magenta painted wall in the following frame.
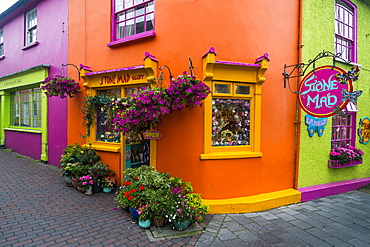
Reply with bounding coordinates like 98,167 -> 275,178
0,0 -> 68,166
5,131 -> 41,160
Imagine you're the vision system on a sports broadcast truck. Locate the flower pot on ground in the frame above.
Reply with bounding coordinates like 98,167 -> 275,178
130,208 -> 139,222
172,220 -> 190,231
85,186 -> 93,195
101,176 -> 116,193
79,175 -> 94,194
152,217 -> 166,227
103,187 -> 113,193
138,219 -> 151,228
71,177 -> 80,189
64,176 -> 73,187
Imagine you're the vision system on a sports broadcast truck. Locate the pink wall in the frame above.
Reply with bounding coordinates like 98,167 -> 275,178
5,131 -> 41,160
0,0 -> 69,166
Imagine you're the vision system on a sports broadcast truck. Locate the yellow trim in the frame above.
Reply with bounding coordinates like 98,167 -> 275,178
4,127 -> 42,133
203,189 -> 301,214
86,142 -> 121,152
201,52 -> 269,159
200,151 -> 262,160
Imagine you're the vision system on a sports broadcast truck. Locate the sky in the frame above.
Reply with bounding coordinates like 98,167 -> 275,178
0,0 -> 18,14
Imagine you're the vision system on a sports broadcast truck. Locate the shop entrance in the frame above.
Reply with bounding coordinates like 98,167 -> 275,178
125,137 -> 150,169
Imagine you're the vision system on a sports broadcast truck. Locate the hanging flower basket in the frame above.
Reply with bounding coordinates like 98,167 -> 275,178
112,72 -> 210,133
41,75 -> 81,98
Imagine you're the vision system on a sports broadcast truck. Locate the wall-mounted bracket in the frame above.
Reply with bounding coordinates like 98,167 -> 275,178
282,50 -> 350,89
62,63 -> 81,80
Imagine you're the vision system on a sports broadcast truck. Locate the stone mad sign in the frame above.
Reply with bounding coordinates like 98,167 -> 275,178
298,66 -> 353,117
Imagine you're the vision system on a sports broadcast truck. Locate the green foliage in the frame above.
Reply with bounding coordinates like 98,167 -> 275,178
114,166 -> 209,226
81,94 -> 115,137
60,143 -> 101,178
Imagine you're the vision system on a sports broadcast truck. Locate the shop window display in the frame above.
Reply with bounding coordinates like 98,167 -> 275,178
96,89 -> 121,142
212,98 -> 250,146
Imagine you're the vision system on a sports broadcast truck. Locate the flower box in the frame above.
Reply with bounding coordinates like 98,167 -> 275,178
328,159 -> 362,168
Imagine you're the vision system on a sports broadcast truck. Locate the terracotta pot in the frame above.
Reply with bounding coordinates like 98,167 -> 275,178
71,177 -> 80,189
152,217 -> 166,227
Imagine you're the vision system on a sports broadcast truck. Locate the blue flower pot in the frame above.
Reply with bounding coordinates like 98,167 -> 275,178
102,187 -> 113,193
172,220 -> 190,231
130,208 -> 139,222
139,220 -> 151,228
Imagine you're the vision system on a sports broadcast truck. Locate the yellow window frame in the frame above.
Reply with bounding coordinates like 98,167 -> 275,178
200,50 -> 269,160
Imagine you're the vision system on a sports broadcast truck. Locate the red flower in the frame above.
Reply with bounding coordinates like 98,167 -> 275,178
134,177 -> 139,180
140,185 -> 145,190
128,196 -> 134,200
124,192 -> 130,197
131,189 -> 137,192
124,181 -> 131,186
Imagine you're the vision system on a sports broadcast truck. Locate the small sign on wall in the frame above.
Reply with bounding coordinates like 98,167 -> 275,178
305,114 -> 328,137
143,130 -> 163,140
358,117 -> 370,144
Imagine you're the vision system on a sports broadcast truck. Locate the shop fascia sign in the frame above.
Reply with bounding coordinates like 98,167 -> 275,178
298,65 -> 353,118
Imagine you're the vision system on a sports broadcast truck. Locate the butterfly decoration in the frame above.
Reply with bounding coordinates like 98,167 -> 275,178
333,105 -> 345,116
342,89 -> 363,103
335,65 -> 360,85
305,115 -> 328,137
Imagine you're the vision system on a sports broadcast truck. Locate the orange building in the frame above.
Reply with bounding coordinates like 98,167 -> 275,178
68,0 -> 301,213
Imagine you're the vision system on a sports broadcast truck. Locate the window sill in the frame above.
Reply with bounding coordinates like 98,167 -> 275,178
334,57 -> 359,66
107,31 -> 156,47
200,151 -> 263,160
22,41 -> 39,50
4,127 -> 41,133
0,55 -> 4,60
86,142 -> 121,152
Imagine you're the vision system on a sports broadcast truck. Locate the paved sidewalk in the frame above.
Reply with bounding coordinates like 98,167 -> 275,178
1,149 -> 370,246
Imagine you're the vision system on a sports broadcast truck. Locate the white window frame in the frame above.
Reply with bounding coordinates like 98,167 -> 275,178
335,0 -> 357,63
25,8 -> 37,46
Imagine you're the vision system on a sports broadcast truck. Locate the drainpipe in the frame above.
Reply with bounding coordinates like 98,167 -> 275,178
294,0 -> 303,190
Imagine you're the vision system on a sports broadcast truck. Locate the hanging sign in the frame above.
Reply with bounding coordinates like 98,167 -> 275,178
143,130 -> 163,140
305,114 -> 328,137
298,66 -> 353,117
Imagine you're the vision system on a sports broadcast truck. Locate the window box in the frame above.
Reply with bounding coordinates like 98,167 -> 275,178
328,159 -> 362,168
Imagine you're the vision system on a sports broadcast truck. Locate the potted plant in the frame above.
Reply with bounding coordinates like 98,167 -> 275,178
101,176 -> 116,193
60,143 -> 101,189
60,162 -> 74,186
137,204 -> 152,228
78,175 -> 94,195
41,75 -> 80,98
88,161 -> 115,193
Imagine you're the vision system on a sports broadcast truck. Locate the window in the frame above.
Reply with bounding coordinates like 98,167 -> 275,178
25,8 -> 37,45
113,0 -> 154,42
96,89 -> 121,143
212,82 -> 251,147
335,0 -> 357,63
10,88 -> 42,128
331,104 -> 357,148
95,86 -> 140,143
0,28 -> 3,56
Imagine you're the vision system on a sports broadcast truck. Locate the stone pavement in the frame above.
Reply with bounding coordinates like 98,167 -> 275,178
1,149 -> 370,247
